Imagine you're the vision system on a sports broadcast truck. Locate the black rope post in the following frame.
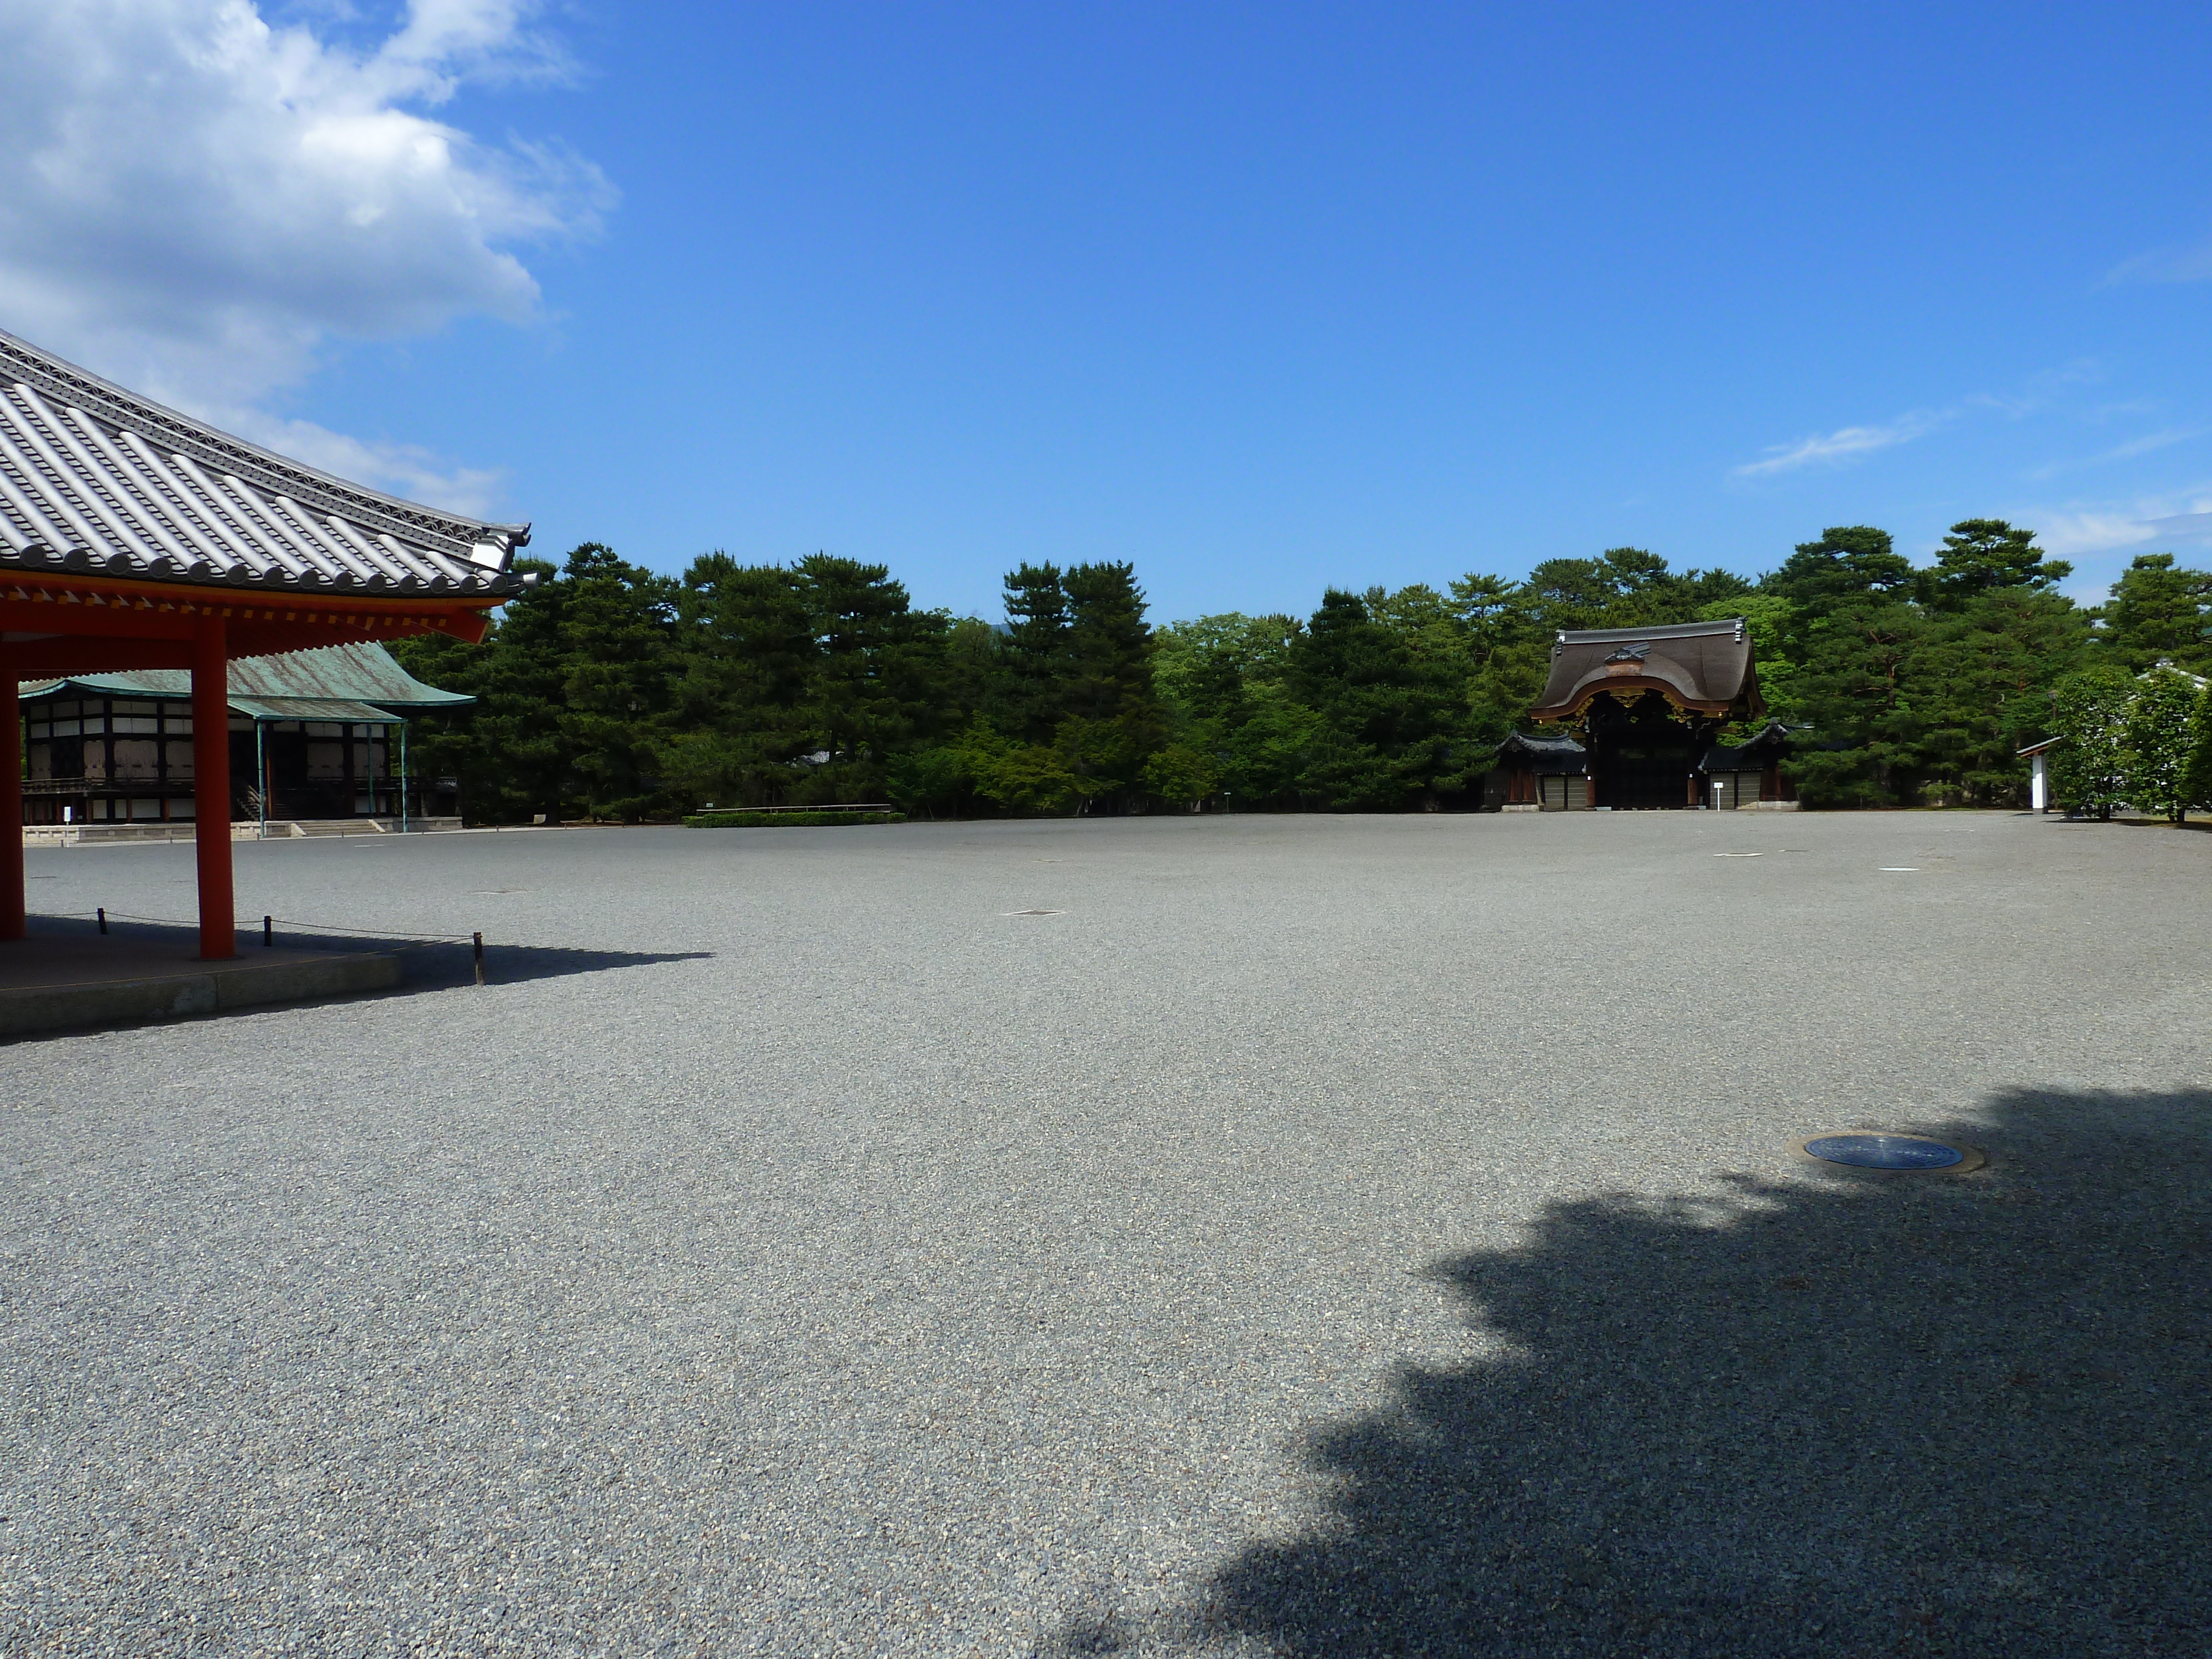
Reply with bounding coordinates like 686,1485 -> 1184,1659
473,931 -> 485,987
96,907 -> 107,935
263,915 -> 274,948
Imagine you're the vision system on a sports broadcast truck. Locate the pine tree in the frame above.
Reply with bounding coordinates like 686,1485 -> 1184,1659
664,556 -> 813,806
2098,554 -> 2212,674
1914,589 -> 2089,805
1924,520 -> 2070,610
997,563 -> 1073,743
1765,527 -> 1914,617
1785,599 -> 1929,806
1287,589 -> 1470,808
1052,561 -> 1167,809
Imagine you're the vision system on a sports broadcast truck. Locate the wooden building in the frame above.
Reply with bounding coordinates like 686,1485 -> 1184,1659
1490,618 -> 1794,810
19,641 -> 470,828
1486,731 -> 1589,810
1699,721 -> 1799,809
0,325 -> 525,957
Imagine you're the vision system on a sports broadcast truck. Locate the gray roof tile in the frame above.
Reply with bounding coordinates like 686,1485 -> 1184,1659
0,327 -> 530,600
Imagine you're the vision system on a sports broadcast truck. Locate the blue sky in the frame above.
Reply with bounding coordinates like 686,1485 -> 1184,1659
5,2 -> 2210,621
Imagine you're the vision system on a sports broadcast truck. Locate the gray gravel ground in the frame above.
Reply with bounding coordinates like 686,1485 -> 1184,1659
1,810 -> 2206,1657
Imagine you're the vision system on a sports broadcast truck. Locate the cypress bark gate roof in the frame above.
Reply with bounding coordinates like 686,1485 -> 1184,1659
0,326 -> 529,601
1528,618 -> 1762,723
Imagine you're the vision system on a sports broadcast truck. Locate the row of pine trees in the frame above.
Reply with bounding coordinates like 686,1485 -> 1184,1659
389,523 -> 2212,822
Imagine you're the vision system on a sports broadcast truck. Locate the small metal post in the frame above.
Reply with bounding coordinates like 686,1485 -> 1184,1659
255,718 -> 267,840
96,906 -> 107,935
400,722 -> 410,834
472,930 -> 484,986
263,914 -> 273,948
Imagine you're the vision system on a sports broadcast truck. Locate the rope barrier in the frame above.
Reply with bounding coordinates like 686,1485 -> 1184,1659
43,906 -> 479,952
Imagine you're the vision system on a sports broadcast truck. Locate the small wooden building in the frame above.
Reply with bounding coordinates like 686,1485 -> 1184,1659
1699,721 -> 1800,809
1485,731 -> 1589,810
18,641 -> 469,827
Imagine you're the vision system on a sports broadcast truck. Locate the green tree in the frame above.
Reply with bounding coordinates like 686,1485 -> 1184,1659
394,546 -> 679,822
1697,593 -> 1801,726
2125,666 -> 2205,822
789,554 -> 951,804
662,556 -> 813,807
1924,519 -> 2071,611
1450,572 -> 1551,744
996,562 -> 1073,742
1765,526 -> 1914,618
1913,589 -> 2089,805
1139,744 -> 1219,807
2048,668 -> 2135,821
1784,599 -> 1931,806
1055,561 -> 1168,808
2098,553 -> 2212,674
1287,588 -> 1471,808
2185,684 -> 2212,811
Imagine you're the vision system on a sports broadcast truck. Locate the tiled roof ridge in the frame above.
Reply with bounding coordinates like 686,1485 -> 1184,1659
1555,617 -> 1745,644
0,326 -> 528,562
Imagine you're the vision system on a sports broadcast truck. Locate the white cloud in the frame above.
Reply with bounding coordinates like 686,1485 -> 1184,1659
2026,492 -> 2212,559
2021,427 -> 2209,481
0,0 -> 611,508
1731,410 -> 1945,477
2105,239 -> 2212,284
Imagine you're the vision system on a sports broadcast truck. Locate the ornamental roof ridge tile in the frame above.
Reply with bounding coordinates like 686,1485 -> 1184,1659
0,326 -> 531,601
1554,618 -> 1746,644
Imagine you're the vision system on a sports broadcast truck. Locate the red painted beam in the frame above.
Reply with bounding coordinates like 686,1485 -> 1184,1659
0,661 -> 20,941
192,619 -> 234,961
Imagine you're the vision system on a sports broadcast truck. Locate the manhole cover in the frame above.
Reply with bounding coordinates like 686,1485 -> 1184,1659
1002,909 -> 1065,916
1796,1133 -> 1984,1173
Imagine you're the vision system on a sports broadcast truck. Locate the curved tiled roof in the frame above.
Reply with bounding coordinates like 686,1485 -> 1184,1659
19,640 -> 472,708
0,327 -> 530,601
1530,618 -> 1760,722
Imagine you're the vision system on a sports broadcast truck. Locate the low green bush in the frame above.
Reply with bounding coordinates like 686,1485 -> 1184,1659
682,810 -> 907,828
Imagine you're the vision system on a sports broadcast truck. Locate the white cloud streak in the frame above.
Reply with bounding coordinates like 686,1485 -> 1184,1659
1731,410 -> 1945,478
0,0 -> 612,511
2021,491 -> 2212,560
2105,239 -> 2212,285
2020,427 -> 2209,482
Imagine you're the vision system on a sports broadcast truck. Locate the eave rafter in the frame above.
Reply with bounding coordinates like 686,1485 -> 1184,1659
1533,677 -> 1737,725
0,568 -> 498,677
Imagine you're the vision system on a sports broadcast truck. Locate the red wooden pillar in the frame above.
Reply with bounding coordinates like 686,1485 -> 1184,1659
192,619 -> 234,959
0,659 -> 22,941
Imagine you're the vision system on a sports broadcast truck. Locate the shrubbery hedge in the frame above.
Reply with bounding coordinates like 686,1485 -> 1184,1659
682,810 -> 907,828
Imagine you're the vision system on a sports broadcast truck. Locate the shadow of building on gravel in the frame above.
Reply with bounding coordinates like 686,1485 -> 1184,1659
368,936 -> 713,991
25,915 -> 712,998
1047,1087 -> 2211,1657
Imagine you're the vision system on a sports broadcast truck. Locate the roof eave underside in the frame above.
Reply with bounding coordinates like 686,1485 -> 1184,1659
0,327 -> 530,603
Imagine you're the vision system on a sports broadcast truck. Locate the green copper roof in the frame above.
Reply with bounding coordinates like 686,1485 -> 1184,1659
19,641 -> 471,711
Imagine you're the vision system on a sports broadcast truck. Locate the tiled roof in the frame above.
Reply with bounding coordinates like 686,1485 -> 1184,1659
1530,618 -> 1760,722
19,640 -> 471,709
0,327 -> 530,600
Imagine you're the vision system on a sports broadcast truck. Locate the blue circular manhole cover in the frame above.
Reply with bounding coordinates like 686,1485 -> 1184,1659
1799,1133 -> 1978,1172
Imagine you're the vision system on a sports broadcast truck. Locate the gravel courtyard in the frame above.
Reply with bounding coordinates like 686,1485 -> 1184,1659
2,811 -> 2206,1656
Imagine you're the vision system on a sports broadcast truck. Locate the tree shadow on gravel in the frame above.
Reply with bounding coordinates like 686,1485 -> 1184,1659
1046,1088 -> 2212,1658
